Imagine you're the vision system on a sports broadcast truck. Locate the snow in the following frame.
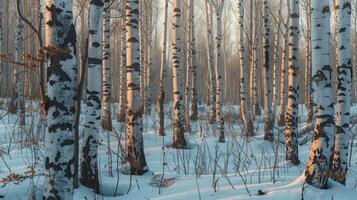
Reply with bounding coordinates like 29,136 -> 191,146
0,103 -> 357,199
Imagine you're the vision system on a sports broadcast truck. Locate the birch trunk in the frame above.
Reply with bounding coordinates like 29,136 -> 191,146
277,31 -> 289,126
332,0 -> 352,185
305,0 -> 335,189
126,0 -> 148,174
262,0 -> 274,141
158,0 -> 169,136
43,0 -> 77,198
205,0 -> 216,124
117,23 -> 126,122
253,0 -> 261,116
285,0 -> 300,165
172,0 -> 187,148
238,0 -> 254,137
13,0 -> 25,125
80,0 -> 103,192
189,0 -> 198,121
210,0 -> 225,142
305,0 -> 313,123
101,0 -> 112,131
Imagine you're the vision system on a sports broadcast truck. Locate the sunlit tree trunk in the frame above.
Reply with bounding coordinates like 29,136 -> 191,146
253,0 -> 261,116
126,0 -> 148,174
238,0 -> 254,137
332,0 -> 352,185
101,0 -> 112,131
189,0 -> 198,121
80,0 -> 104,192
205,0 -> 216,124
43,0 -> 77,198
285,0 -> 300,166
210,0 -> 225,142
158,0 -> 169,136
171,0 -> 187,148
262,0 -> 273,141
305,0 -> 313,123
277,30 -> 289,126
305,0 -> 335,189
117,22 -> 126,122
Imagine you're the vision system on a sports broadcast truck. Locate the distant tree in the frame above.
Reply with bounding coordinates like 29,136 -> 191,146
262,0 -> 274,142
209,0 -> 225,143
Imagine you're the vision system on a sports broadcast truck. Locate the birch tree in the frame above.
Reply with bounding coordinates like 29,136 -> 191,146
126,0 -> 148,173
43,0 -> 77,198
171,0 -> 187,148
210,0 -> 225,142
117,20 -> 126,123
80,0 -> 104,192
285,0 -> 300,165
101,0 -> 112,131
158,0 -> 169,136
238,0 -> 254,137
205,0 -> 216,124
189,0 -> 198,121
332,0 -> 352,185
277,29 -> 289,126
262,0 -> 274,141
305,0 -> 335,189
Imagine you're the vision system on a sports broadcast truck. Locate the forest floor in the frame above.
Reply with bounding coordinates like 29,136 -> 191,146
0,103 -> 357,199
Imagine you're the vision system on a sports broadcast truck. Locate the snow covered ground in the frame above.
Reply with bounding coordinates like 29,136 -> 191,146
0,103 -> 357,199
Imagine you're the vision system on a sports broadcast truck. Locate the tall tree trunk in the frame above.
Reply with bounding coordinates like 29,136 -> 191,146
205,0 -> 216,124
305,0 -> 313,123
253,0 -> 261,116
171,0 -> 187,148
210,0 -> 225,143
332,0 -> 352,185
262,0 -> 274,141
277,30 -> 289,126
80,0 -> 104,193
189,0 -> 198,121
285,0 -> 300,166
101,0 -> 112,131
43,0 -> 77,198
305,0 -> 335,189
126,0 -> 148,174
13,0 -> 25,125
158,0 -> 169,136
117,22 -> 127,122
238,0 -> 254,137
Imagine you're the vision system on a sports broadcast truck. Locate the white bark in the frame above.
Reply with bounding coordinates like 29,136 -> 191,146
285,0 -> 300,165
238,0 -> 254,136
117,22 -> 126,122
0,0 -> 3,97
43,0 -> 77,198
101,0 -> 112,131
305,0 -> 335,189
262,0 -> 273,141
210,0 -> 225,142
126,0 -> 148,173
205,0 -> 216,124
80,0 -> 103,192
172,0 -> 187,148
189,0 -> 198,121
158,0 -> 169,136
332,0 -> 352,185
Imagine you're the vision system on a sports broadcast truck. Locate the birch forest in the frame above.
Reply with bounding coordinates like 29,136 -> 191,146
1,0 -> 357,199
